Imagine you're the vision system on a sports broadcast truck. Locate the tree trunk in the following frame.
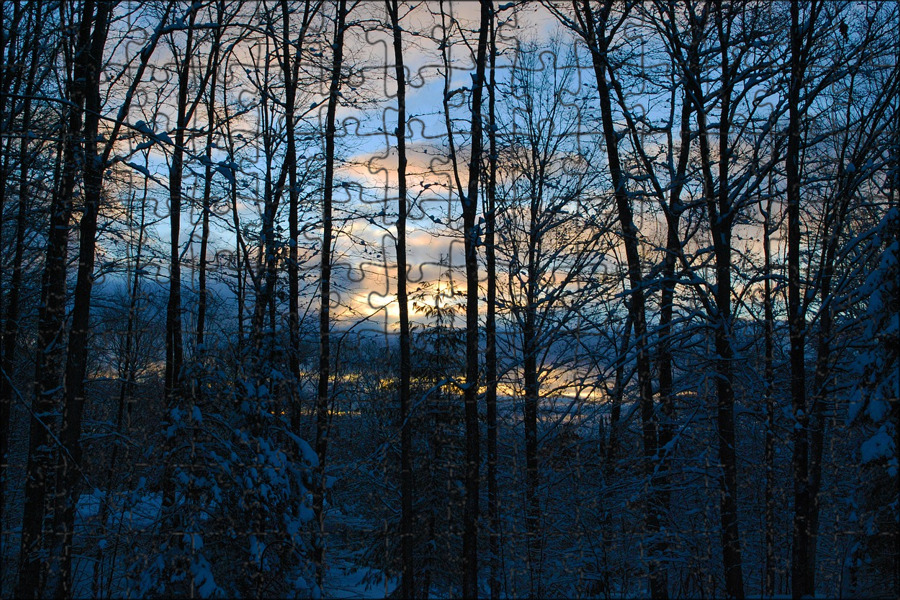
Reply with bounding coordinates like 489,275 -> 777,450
788,2 -> 810,596
523,261 -> 540,596
314,0 -> 347,588
281,0 -> 317,434
654,91 -> 692,588
0,0 -> 41,552
222,93 -> 248,361
286,3 -> 303,430
669,7 -> 746,598
16,0 -> 93,592
92,177 -> 147,598
163,4 -> 198,413
50,3 -> 112,594
763,185 -> 776,598
159,9 -> 204,588
485,8 -> 501,598
386,1 -> 415,595
251,23 -> 285,355
685,5 -> 745,596
197,15 -> 222,355
461,3 -> 489,596
578,1 -> 663,595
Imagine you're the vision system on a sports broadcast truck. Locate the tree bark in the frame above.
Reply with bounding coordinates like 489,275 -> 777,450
485,7 -> 501,598
763,182 -> 776,598
197,2 -> 223,355
577,1 -> 663,595
788,2 -> 810,596
461,3 -> 489,596
605,310 -> 632,479
92,176 -> 148,598
0,0 -> 42,555
49,2 -> 112,594
687,4 -> 745,596
653,89 -> 692,588
281,0 -> 318,434
16,0 -> 93,593
163,5 -> 197,415
314,0 -> 347,588
523,228 -> 540,595
386,1 -> 415,596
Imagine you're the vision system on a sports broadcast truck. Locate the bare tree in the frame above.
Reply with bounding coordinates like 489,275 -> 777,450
436,1 -> 490,593
314,0 -> 348,588
385,1 -> 415,595
0,0 -> 46,556
280,0 -> 322,431
484,4 -> 501,597
563,1 -> 665,594
494,39 -> 607,596
16,2 -> 99,593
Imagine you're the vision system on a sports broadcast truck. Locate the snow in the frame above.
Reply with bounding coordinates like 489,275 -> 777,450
861,425 -> 895,468
283,431 -> 320,468
126,161 -> 151,178
190,554 -> 219,598
322,558 -> 397,599
865,397 -> 889,422
75,488 -> 105,520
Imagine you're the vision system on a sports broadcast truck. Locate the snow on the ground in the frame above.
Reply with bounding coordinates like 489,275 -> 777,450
323,558 -> 397,599
322,507 -> 397,599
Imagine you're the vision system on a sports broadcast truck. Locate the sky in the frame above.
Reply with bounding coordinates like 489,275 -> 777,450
95,0 -> 798,333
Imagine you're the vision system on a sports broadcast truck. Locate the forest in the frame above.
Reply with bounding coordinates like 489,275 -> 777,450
0,0 -> 897,598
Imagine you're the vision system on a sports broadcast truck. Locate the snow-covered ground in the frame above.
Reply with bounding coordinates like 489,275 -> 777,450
322,507 -> 398,599
68,489 -> 398,598
323,558 -> 396,599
